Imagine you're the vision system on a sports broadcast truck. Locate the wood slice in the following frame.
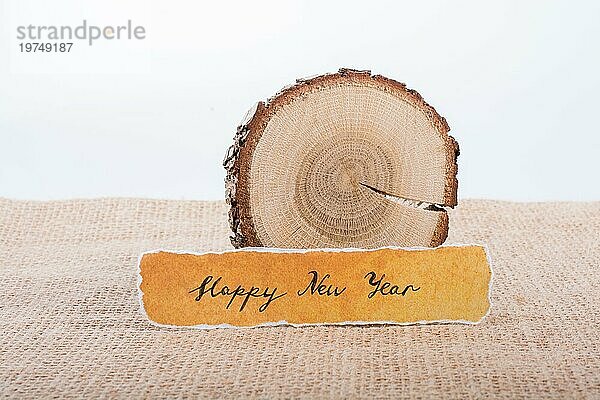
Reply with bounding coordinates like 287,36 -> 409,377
224,68 -> 459,249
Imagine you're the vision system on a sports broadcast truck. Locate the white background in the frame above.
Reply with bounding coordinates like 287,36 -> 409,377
1,0 -> 599,201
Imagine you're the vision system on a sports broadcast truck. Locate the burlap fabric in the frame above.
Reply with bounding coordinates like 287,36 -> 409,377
1,198 -> 598,398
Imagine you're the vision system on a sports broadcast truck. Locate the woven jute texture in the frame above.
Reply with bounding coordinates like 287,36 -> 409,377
0,198 -> 598,398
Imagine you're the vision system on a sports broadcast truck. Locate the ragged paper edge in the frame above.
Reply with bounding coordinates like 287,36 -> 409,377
136,244 -> 494,330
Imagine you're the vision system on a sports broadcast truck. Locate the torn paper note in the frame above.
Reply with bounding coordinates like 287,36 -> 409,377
138,245 -> 492,329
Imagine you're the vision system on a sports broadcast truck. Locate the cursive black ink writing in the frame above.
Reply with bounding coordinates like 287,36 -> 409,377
189,275 -> 287,312
364,271 -> 420,299
297,271 -> 347,297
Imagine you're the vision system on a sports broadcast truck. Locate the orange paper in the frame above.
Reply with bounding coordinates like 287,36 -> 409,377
138,246 -> 492,328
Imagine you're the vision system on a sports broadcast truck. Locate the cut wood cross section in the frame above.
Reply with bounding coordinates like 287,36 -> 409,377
224,68 -> 459,249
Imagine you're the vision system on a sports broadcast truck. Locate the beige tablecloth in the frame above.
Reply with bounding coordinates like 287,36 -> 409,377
1,198 -> 598,398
